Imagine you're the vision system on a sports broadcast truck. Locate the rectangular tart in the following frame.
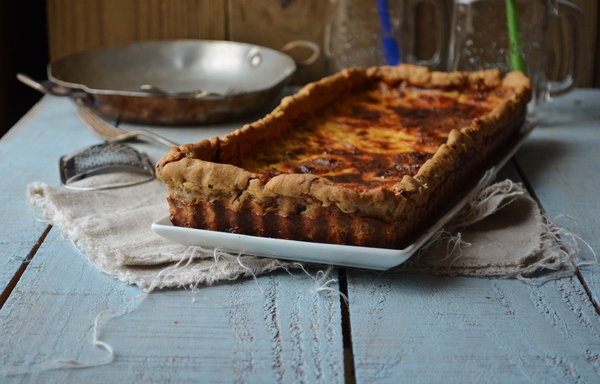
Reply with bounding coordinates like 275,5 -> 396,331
156,64 -> 531,249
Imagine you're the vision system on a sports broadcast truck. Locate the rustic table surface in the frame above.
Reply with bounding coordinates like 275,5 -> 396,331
0,89 -> 599,383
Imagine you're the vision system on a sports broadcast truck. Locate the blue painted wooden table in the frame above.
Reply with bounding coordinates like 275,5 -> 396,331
1,89 -> 599,383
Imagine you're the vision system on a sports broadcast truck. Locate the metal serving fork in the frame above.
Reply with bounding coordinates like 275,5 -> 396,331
75,102 -> 180,148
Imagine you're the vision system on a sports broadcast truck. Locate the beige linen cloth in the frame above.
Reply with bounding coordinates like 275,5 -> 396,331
26,170 -> 585,291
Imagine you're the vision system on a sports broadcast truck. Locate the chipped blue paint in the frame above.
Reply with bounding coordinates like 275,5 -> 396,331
1,90 -> 600,383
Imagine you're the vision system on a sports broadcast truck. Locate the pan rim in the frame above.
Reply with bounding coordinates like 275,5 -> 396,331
47,38 -> 297,98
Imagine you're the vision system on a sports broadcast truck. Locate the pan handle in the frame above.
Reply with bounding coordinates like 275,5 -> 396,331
17,73 -> 94,105
280,41 -> 320,68
17,73 -> 71,96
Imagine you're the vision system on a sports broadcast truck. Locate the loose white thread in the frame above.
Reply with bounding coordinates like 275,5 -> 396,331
236,254 -> 265,293
313,266 -> 349,304
294,264 -> 349,303
551,215 -> 597,265
1,293 -> 146,377
512,213 -> 597,283
400,174 -> 598,280
144,248 -> 195,292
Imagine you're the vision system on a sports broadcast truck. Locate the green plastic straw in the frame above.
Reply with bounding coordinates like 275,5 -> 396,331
505,0 -> 527,73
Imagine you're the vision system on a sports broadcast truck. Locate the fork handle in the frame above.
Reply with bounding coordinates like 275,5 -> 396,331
130,130 -> 180,148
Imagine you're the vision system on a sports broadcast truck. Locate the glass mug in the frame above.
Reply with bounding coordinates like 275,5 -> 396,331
324,0 -> 450,75
447,0 -> 583,117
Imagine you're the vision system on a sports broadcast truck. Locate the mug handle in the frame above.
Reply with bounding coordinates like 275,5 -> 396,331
548,0 -> 583,97
411,0 -> 449,68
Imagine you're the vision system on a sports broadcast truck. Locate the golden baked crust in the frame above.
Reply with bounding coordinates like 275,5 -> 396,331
156,64 -> 531,249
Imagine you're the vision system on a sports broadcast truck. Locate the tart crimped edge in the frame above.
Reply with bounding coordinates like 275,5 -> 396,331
155,64 -> 531,224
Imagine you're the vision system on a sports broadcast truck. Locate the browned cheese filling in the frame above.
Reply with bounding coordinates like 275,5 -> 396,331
246,80 -> 506,191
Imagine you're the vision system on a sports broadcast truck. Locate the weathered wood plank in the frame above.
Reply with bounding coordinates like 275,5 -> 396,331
347,272 -> 600,383
515,90 -> 600,306
0,98 -> 86,296
46,0 -> 227,60
0,233 -> 344,382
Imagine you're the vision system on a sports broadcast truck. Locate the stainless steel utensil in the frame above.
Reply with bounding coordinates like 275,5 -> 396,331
17,39 -> 320,125
75,102 -> 180,148
60,142 -> 155,190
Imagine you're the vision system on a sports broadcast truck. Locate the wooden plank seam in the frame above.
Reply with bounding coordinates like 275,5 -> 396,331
0,225 -> 51,309
338,268 -> 357,383
512,158 -> 600,314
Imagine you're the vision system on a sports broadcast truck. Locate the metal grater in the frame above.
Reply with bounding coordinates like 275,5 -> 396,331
59,142 -> 155,190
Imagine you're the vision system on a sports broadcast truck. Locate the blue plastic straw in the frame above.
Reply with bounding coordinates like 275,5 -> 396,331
377,0 -> 401,65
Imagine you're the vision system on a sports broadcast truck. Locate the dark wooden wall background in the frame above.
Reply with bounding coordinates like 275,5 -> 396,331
0,2 -> 49,137
1,0 -> 598,137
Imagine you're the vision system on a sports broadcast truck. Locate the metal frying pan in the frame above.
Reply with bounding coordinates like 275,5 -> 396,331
18,39 -> 319,125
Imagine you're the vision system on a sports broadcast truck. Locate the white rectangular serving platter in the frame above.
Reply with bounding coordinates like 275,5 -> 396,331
152,125 -> 532,270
